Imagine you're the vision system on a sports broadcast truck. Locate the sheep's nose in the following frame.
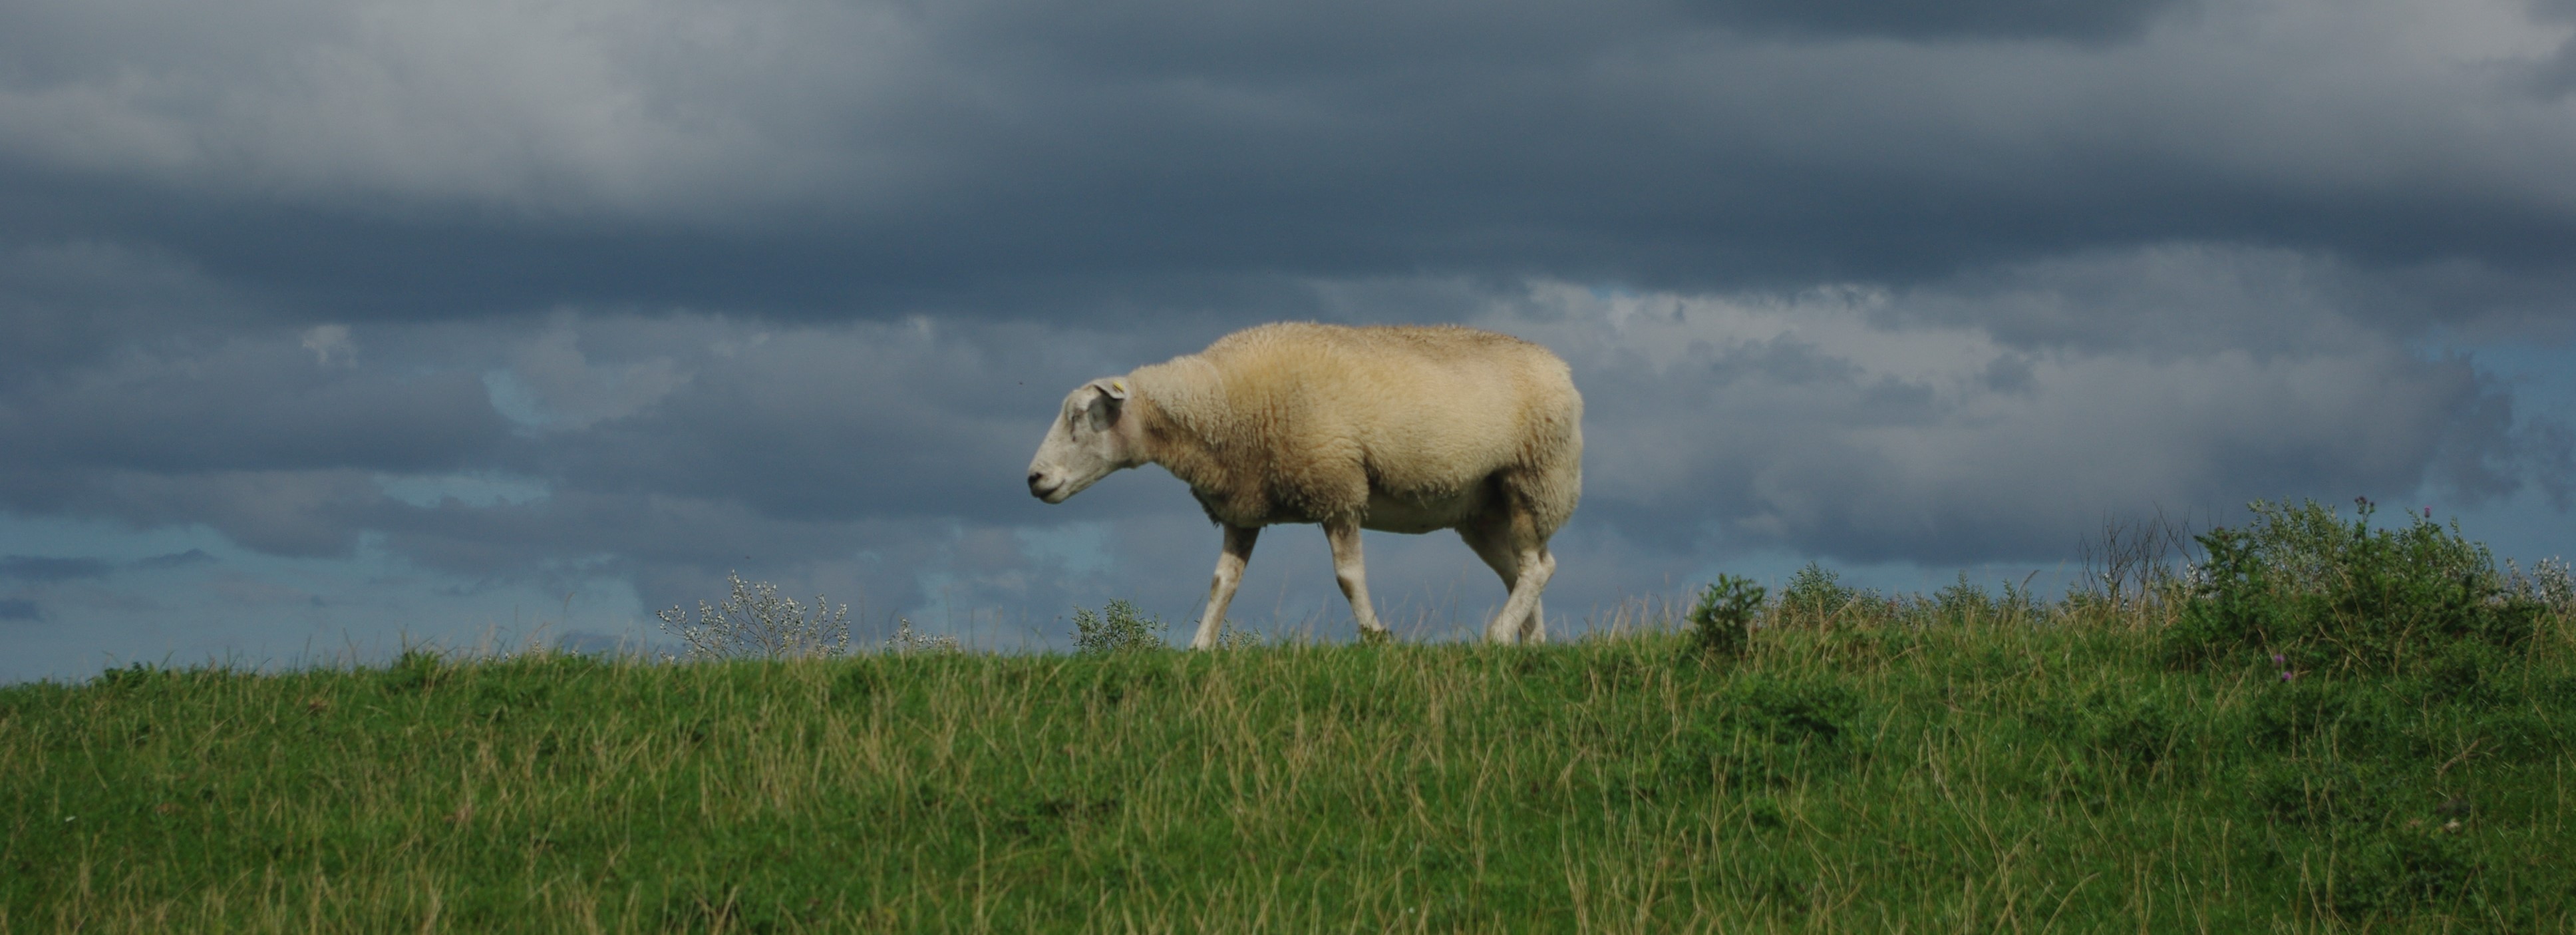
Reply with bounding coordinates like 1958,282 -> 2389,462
1027,470 -> 1044,487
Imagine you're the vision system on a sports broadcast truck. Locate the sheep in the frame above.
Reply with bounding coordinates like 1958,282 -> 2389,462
1025,321 -> 1583,648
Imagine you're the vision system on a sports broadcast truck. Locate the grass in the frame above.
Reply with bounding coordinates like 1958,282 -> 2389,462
5,600 -> 2571,932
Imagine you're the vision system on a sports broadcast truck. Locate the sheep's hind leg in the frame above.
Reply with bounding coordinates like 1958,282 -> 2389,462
1324,518 -> 1391,644
1462,518 -> 1551,644
1518,548 -> 1555,644
1190,524 -> 1259,650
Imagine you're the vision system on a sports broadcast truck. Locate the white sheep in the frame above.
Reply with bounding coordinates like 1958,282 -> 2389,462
1026,322 -> 1583,648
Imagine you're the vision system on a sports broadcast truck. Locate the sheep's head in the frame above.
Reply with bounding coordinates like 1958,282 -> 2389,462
1027,377 -> 1142,504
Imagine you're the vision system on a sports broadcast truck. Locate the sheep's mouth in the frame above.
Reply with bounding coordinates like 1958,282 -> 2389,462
1030,465 -> 1103,503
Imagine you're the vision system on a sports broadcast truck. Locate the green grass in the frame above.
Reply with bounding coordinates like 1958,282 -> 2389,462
6,606 -> 2572,933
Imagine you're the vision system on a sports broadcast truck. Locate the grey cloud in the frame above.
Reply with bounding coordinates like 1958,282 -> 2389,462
0,333 -> 512,486
2,0 -> 2572,323
1709,336 -> 1865,388
0,240 -> 253,383
2525,420 -> 2576,509
0,550 -> 214,584
1682,0 -> 2186,41
1479,248 -> 2569,562
487,325 -> 690,432
132,549 -> 216,570
72,470 -> 396,558
0,0 -> 909,214
1,556 -> 113,582
1897,244 -> 2373,356
0,599 -> 38,622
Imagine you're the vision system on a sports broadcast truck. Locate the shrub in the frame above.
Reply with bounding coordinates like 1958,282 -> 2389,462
657,572 -> 852,661
1933,572 -> 1997,627
379,648 -> 448,693
1775,562 -> 1859,626
2074,508 -> 2197,614
91,662 -> 176,693
2499,556 -> 2576,618
2168,498 -> 2545,674
1685,574 -> 1766,660
1071,599 -> 1166,654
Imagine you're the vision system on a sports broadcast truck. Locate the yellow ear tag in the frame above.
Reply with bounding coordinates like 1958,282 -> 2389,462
1110,379 -> 1127,393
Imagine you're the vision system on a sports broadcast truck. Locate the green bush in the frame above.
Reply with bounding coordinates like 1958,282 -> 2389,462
379,648 -> 448,693
1775,562 -> 1859,626
2168,498 -> 2547,675
1933,572 -> 1999,626
1685,574 -> 1765,659
1070,598 -> 1167,654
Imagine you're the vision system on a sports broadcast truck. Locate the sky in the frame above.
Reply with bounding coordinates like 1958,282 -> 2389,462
5,0 -> 2575,680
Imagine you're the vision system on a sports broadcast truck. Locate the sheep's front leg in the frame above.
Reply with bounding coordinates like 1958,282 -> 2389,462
1190,523 -> 1259,650
1324,518 -> 1390,644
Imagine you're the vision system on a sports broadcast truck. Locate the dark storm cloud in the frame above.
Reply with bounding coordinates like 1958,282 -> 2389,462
80,471 -> 406,558
5,0 -> 2575,323
0,556 -> 112,582
1477,248 -> 2571,562
0,339 -> 505,474
0,550 -> 214,585
131,549 -> 215,570
0,240 -> 253,383
1685,0 -> 2185,41
0,315 -> 516,554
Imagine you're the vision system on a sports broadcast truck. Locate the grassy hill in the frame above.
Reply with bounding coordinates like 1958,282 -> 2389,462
5,503 -> 2573,932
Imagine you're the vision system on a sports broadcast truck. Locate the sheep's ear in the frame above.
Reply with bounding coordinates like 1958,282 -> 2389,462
1084,379 -> 1127,426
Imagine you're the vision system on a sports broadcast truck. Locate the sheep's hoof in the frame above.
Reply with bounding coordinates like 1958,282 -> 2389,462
1358,628 -> 1394,647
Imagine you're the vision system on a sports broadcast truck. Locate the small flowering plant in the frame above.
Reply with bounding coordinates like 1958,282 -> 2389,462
883,618 -> 963,655
657,572 -> 853,661
1071,599 -> 1167,654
